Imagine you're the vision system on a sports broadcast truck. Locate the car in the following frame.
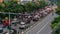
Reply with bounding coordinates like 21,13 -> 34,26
33,14 -> 40,21
19,21 -> 26,29
42,10 -> 48,16
45,7 -> 52,13
0,28 -> 3,33
3,32 -> 9,34
10,29 -> 17,34
25,15 -> 32,24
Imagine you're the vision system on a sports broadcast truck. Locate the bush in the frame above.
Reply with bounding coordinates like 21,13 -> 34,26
54,27 -> 60,34
55,7 -> 60,15
51,16 -> 60,29
51,23 -> 57,29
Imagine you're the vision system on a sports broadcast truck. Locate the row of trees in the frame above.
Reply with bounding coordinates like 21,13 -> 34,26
0,1 -> 48,13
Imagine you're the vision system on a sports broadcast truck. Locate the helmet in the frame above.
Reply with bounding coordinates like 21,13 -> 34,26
5,17 -> 8,19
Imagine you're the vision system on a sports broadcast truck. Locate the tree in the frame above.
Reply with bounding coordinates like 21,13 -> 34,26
55,7 -> 60,15
24,2 -> 34,12
51,16 -> 60,29
0,3 -> 3,11
3,1 -> 24,13
39,1 -> 48,8
32,2 -> 40,10
1,0 -> 47,13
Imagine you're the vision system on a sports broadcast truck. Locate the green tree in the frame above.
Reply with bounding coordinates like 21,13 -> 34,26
39,1 -> 48,8
51,16 -> 60,29
55,7 -> 60,15
0,3 -> 3,11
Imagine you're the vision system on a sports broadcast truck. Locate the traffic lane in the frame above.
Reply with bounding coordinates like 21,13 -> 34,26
25,13 -> 56,34
37,22 -> 52,34
36,13 -> 58,34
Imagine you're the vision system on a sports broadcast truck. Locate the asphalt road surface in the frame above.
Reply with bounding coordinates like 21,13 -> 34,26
24,13 -> 58,34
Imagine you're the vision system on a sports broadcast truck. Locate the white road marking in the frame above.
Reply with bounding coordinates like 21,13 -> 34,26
25,20 -> 43,34
24,13 -> 52,34
36,22 -> 49,34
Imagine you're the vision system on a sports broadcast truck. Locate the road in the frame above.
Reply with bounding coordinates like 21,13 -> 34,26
24,13 -> 58,34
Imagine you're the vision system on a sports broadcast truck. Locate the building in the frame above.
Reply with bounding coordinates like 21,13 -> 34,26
0,0 -> 3,3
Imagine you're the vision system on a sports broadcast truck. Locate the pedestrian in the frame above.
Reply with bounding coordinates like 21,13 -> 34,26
18,16 -> 22,22
13,16 -> 17,21
2,17 -> 9,28
13,16 -> 18,26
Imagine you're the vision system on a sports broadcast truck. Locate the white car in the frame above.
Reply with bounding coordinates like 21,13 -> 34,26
33,15 -> 40,21
19,21 -> 26,29
42,10 -> 48,17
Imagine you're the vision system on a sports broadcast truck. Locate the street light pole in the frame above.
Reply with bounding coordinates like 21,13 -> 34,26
0,12 -> 23,34
8,12 -> 11,34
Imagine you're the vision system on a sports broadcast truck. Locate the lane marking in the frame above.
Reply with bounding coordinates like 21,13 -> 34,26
24,13 -> 52,34
36,13 -> 58,34
25,20 -> 44,34
37,22 -> 49,34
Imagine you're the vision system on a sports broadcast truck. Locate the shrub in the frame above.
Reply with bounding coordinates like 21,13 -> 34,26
51,16 -> 60,29
55,7 -> 60,15
51,23 -> 57,29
